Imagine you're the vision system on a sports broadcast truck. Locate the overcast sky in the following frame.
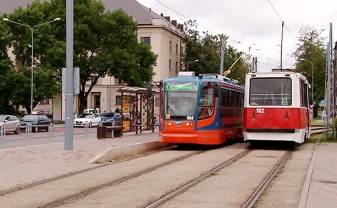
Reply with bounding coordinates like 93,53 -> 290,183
137,0 -> 337,72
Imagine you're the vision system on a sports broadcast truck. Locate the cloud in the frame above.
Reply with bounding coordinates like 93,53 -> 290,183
137,0 -> 337,71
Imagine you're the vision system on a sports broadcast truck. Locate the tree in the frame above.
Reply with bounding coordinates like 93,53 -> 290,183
294,26 -> 326,103
182,20 -> 250,84
3,0 -> 157,114
2,1 -> 62,114
0,20 -> 17,114
47,0 -> 156,113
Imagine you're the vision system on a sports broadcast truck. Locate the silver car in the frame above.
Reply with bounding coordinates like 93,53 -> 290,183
0,114 -> 21,134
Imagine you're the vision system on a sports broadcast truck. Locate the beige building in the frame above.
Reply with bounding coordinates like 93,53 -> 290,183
69,0 -> 184,118
1,0 -> 184,119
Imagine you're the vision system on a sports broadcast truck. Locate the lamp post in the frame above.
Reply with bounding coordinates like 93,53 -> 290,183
3,17 -> 61,113
300,58 -> 314,101
186,59 -> 199,71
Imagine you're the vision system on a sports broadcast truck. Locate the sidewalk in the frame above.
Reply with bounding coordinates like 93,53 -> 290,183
300,142 -> 337,208
0,129 -> 161,192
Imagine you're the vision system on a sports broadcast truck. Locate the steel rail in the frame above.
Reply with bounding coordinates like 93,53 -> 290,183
243,149 -> 293,208
37,150 -> 203,208
144,149 -> 252,208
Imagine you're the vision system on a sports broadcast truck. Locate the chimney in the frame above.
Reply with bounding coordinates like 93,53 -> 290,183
171,20 -> 177,26
177,24 -> 184,32
164,16 -> 170,22
161,13 -> 163,17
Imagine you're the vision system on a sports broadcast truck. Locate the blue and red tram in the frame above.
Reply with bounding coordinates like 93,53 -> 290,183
158,71 -> 244,145
243,71 -> 311,144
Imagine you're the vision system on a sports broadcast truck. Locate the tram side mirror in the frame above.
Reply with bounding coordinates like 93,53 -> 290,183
146,83 -> 152,98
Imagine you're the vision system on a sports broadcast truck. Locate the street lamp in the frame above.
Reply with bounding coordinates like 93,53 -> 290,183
300,58 -> 314,101
186,59 -> 199,71
3,17 -> 61,113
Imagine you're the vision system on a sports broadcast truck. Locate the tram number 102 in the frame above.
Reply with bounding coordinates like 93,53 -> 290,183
256,108 -> 265,114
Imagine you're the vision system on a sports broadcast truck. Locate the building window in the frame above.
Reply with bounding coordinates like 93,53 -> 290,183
116,95 -> 121,105
40,99 -> 50,105
169,59 -> 172,70
140,37 -> 151,46
115,78 -> 124,85
176,62 -> 178,71
176,44 -> 178,55
169,41 -> 172,53
94,94 -> 101,108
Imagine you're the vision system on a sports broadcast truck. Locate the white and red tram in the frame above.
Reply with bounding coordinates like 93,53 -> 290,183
243,71 -> 311,144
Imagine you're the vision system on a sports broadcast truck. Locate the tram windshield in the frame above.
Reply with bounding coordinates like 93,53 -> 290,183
164,82 -> 198,120
249,78 -> 292,106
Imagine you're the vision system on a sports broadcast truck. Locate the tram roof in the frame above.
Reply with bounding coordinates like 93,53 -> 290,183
246,71 -> 308,81
164,72 -> 240,86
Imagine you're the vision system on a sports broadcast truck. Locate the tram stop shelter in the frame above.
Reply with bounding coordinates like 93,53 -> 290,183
117,86 -> 159,133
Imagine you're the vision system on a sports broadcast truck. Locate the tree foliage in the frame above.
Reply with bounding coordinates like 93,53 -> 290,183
2,1 -> 62,114
1,0 -> 157,114
182,20 -> 250,84
294,26 -> 326,102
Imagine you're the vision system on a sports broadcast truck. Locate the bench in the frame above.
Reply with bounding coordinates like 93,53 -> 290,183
97,126 -> 123,139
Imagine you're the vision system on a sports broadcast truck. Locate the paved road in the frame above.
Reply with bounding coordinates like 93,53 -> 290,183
0,125 -> 97,149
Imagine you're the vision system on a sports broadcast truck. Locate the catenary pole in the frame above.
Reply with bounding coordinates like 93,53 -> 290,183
220,39 -> 225,75
280,21 -> 284,70
65,0 -> 74,150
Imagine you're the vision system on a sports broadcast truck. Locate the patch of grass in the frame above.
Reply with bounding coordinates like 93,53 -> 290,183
53,120 -> 64,124
311,118 -> 323,126
307,133 -> 337,143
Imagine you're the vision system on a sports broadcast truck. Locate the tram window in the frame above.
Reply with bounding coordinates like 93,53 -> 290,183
198,87 -> 214,119
249,78 -> 292,106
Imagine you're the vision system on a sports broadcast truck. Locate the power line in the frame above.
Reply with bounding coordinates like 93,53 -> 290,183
267,0 -> 297,43
146,0 -> 295,69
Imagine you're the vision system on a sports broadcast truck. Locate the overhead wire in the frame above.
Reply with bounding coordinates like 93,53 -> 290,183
267,0 -> 297,43
146,0 -> 295,69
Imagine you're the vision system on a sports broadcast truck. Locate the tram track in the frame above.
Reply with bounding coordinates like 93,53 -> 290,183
243,148 -> 293,208
38,151 -> 204,208
1,143 -> 305,208
0,146 -> 173,196
143,149 -> 252,208
0,148 -> 205,207
143,147 -> 295,208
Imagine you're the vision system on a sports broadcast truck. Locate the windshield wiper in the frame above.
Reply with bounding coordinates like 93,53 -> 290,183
167,104 -> 176,116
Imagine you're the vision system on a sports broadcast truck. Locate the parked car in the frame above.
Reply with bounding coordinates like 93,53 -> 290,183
100,112 -> 122,126
20,114 -> 52,132
0,114 -> 21,134
83,108 -> 102,115
73,113 -> 101,128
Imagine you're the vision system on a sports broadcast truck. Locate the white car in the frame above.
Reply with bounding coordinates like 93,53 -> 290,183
0,114 -> 21,134
73,114 -> 101,128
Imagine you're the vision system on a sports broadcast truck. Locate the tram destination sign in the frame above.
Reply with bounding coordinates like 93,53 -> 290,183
165,82 -> 198,91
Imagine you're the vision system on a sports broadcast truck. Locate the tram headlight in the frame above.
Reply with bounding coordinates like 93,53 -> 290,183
185,122 -> 193,126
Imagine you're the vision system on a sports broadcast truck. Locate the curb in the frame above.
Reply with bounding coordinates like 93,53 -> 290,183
87,141 -> 172,164
298,142 -> 317,208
